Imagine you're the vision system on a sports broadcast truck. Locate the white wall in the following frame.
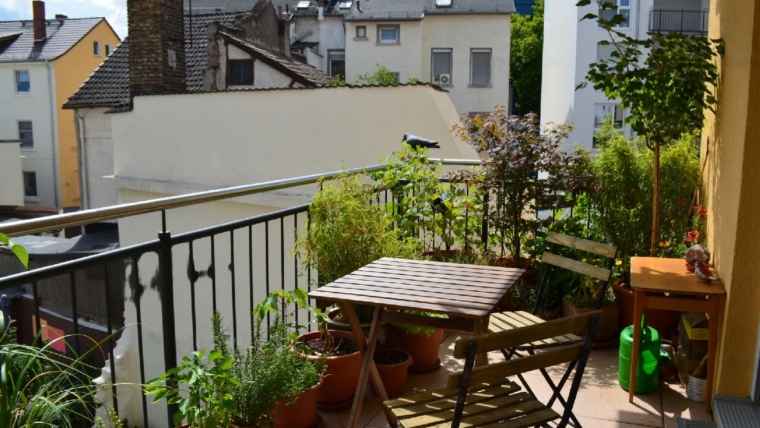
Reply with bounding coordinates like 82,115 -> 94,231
345,20 -> 424,84
75,107 -> 117,210
0,62 -> 59,206
421,14 -> 511,115
0,142 -> 24,205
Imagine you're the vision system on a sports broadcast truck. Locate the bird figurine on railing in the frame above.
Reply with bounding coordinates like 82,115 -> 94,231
403,134 -> 440,149
693,260 -> 717,284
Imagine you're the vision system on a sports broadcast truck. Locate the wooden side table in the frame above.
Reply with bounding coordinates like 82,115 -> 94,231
628,257 -> 725,412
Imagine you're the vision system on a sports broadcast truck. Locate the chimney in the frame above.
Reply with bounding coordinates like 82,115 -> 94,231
33,1 -> 46,42
317,0 -> 324,20
357,1 -> 361,12
277,5 -> 283,19
55,14 -> 67,19
127,0 -> 186,98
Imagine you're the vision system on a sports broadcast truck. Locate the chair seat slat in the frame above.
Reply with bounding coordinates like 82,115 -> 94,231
398,392 -> 534,428
390,381 -> 520,417
425,395 -> 549,428
481,408 -> 560,428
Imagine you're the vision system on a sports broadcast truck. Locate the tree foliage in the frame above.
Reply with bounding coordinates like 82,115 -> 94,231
576,0 -> 721,255
510,0 -> 544,115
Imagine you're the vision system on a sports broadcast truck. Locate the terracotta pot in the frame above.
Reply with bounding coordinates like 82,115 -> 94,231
271,380 -> 322,428
561,299 -> 619,343
298,330 -> 362,409
396,328 -> 443,372
612,281 -> 680,337
421,249 -> 464,261
326,308 -> 392,348
374,349 -> 414,399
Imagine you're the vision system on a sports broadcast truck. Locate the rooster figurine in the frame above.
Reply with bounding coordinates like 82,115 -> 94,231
693,260 -> 717,284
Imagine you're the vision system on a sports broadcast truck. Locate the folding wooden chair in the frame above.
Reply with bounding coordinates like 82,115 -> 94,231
488,232 -> 617,427
383,311 -> 602,428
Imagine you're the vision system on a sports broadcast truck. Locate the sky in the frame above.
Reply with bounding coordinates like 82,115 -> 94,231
0,0 -> 129,38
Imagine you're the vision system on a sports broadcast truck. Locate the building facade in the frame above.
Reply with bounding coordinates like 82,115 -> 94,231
0,1 -> 119,208
0,141 -> 24,206
541,0 -> 709,150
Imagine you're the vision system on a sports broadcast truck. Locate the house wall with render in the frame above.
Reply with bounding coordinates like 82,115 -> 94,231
0,141 -> 23,205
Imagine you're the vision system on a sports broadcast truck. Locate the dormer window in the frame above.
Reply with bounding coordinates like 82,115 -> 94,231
229,59 -> 254,85
296,1 -> 310,10
339,1 -> 352,9
435,0 -> 453,8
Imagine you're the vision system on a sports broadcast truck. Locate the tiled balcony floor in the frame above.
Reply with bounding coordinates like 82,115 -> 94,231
318,332 -> 714,428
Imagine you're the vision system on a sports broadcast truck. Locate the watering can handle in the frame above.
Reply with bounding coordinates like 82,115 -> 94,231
640,310 -> 647,330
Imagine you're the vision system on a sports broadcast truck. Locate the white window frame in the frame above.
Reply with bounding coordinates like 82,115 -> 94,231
18,120 -> 33,149
469,48 -> 492,87
15,70 -> 30,94
94,41 -> 101,56
377,25 -> 400,45
599,0 -> 631,29
593,103 -> 625,147
105,44 -> 112,56
355,26 -> 367,39
328,50 -> 345,77
431,48 -> 453,86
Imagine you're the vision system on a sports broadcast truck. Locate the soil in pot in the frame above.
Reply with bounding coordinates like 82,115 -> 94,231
326,308 -> 392,347
271,381 -> 322,428
396,328 -> 443,373
298,330 -> 362,409
374,349 -> 414,399
612,280 -> 680,338
562,299 -> 619,345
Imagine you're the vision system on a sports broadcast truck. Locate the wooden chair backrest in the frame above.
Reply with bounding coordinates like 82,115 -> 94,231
541,232 -> 617,282
447,311 -> 602,389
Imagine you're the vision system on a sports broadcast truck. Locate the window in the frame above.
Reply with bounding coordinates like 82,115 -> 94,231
600,0 -> 630,28
378,25 -> 399,44
15,70 -> 30,93
470,49 -> 492,86
106,44 -> 112,56
93,41 -> 100,56
435,0 -> 453,7
23,172 -> 37,197
328,50 -> 345,77
594,104 -> 624,129
229,59 -> 254,85
431,48 -> 453,85
18,121 -> 33,149
356,26 -> 367,39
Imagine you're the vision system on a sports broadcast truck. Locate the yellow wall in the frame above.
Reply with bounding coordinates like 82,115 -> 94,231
703,0 -> 760,397
54,20 -> 120,208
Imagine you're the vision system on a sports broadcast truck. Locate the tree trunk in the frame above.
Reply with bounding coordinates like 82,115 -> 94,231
650,143 -> 661,256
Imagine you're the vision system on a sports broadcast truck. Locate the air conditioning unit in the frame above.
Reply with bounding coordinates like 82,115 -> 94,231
434,74 -> 451,85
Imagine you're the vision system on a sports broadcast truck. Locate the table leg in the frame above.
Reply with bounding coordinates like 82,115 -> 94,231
705,294 -> 723,413
628,291 -> 645,403
340,303 -> 394,428
474,317 -> 489,366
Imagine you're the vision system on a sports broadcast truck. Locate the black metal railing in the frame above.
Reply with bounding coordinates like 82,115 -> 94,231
0,159 -> 577,427
649,9 -> 709,35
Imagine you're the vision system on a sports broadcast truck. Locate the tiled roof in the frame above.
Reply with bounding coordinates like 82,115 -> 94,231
0,17 -> 106,62
0,205 -> 61,214
220,32 -> 331,86
66,11 -> 330,109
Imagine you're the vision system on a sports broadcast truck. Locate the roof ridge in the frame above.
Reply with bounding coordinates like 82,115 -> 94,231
0,17 -> 105,23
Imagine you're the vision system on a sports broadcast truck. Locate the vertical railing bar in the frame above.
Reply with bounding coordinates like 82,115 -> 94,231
265,221 -> 271,335
32,281 -> 41,343
306,211 -> 312,331
294,213 -> 299,326
249,225 -> 254,339
230,230 -> 237,349
69,272 -> 81,356
189,240 -> 198,351
131,257 -> 149,428
280,218 -> 286,326
211,235 -> 217,314
103,262 -> 119,417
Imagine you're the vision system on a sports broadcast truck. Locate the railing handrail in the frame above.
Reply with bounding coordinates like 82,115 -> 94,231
0,158 -> 481,238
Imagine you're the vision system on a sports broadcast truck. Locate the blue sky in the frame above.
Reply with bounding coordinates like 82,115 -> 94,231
0,0 -> 128,38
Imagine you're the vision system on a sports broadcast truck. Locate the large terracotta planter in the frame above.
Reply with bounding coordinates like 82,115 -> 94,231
561,299 -> 619,344
612,281 -> 680,337
298,330 -> 362,409
396,328 -> 443,373
271,380 -> 322,428
374,349 -> 414,399
326,307 -> 392,348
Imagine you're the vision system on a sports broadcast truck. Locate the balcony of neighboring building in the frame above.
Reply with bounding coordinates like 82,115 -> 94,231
650,0 -> 709,35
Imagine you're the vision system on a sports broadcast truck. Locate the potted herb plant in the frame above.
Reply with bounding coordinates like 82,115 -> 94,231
394,311 -> 448,373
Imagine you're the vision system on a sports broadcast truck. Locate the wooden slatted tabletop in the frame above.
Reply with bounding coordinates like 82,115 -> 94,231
309,257 -> 526,319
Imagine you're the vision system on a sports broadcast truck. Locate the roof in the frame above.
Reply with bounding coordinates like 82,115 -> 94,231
220,32 -> 331,86
66,11 -> 329,109
0,17 -> 106,62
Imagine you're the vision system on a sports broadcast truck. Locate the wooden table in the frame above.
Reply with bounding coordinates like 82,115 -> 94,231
628,257 -> 725,412
309,257 -> 525,428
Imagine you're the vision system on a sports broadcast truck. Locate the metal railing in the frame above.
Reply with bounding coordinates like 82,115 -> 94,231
0,159 -> 481,427
649,9 -> 709,35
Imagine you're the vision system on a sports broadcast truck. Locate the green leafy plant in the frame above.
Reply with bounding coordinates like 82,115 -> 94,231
355,64 -> 399,85
328,74 -> 347,86
396,311 -> 448,337
576,0 -> 721,255
0,233 -> 28,269
0,318 -> 112,428
455,110 -> 594,265
212,303 -> 324,428
374,145 -> 484,252
144,348 -> 240,428
510,0 -> 544,114
95,408 -> 129,428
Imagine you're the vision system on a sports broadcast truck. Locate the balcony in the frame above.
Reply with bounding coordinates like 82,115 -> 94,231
649,9 -> 709,35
